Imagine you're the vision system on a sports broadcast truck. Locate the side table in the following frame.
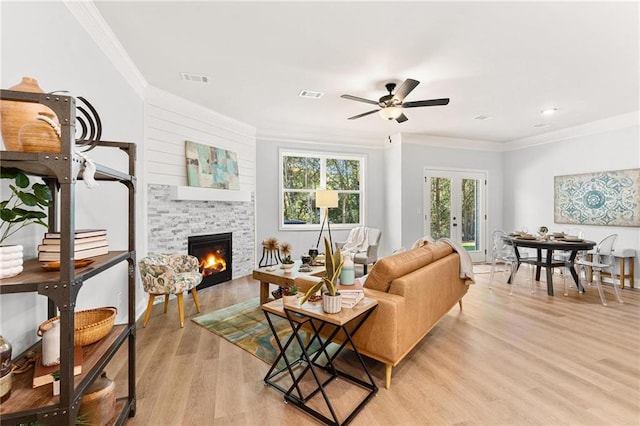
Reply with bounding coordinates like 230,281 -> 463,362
262,297 -> 379,426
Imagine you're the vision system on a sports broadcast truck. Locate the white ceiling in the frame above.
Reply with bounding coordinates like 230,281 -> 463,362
93,1 -> 639,144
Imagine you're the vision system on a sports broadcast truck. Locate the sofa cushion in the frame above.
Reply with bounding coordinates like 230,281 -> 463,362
364,242 -> 453,293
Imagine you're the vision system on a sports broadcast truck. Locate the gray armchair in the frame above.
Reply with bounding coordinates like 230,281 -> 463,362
335,227 -> 382,275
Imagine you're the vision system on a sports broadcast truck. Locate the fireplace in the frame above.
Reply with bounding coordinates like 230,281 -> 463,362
188,233 -> 232,289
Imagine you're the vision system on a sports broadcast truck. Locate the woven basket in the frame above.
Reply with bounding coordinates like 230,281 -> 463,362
37,307 -> 117,347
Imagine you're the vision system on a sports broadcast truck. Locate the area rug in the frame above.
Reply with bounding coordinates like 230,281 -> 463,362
192,297 -> 326,367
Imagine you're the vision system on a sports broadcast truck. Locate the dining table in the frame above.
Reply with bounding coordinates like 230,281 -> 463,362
504,235 -> 596,296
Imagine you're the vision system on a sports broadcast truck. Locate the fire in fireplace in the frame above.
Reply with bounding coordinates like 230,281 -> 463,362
188,233 -> 232,289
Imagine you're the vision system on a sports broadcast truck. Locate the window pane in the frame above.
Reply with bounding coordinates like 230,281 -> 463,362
283,191 -> 319,224
326,158 -> 360,190
283,156 -> 320,190
461,178 -> 479,251
430,177 -> 451,239
328,193 -> 360,224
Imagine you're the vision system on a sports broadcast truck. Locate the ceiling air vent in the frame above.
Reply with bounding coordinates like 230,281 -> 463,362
474,115 -> 494,121
180,72 -> 209,83
298,89 -> 323,99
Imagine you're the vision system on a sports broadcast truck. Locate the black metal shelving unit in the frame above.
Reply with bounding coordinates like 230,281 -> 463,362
0,89 -> 136,425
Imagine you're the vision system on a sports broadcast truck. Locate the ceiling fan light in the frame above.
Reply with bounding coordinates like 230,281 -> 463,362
379,106 -> 403,120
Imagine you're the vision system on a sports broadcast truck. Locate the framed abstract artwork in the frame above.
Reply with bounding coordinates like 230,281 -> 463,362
554,168 -> 640,227
185,141 -> 240,190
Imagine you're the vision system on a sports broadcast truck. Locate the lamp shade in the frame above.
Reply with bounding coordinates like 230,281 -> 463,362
315,190 -> 339,208
378,106 -> 403,120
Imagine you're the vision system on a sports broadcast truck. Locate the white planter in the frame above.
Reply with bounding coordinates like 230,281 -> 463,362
281,263 -> 294,274
52,379 -> 60,396
0,245 -> 24,278
322,293 -> 342,313
282,294 -> 298,304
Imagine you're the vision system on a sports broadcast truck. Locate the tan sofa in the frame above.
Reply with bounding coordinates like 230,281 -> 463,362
295,241 -> 471,389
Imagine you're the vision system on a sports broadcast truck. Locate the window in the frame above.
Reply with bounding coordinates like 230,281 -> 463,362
280,150 -> 365,229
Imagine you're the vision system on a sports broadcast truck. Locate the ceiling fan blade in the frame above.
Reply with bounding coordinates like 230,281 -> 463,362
403,98 -> 450,108
347,109 -> 379,120
393,78 -> 420,102
341,94 -> 379,105
396,113 -> 408,123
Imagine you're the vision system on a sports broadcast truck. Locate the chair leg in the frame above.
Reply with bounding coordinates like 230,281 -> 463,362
458,299 -> 463,310
594,271 -> 608,306
609,269 -> 624,304
143,294 -> 156,327
191,287 -> 201,313
163,294 -> 170,313
177,292 -> 185,327
509,260 -> 516,296
363,264 -> 368,275
489,258 -> 498,289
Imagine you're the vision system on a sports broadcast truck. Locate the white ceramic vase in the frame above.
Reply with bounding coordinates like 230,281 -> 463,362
281,263 -> 294,274
0,245 -> 24,278
40,320 -> 61,367
322,293 -> 342,313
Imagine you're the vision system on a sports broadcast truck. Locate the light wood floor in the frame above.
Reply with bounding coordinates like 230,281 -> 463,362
108,266 -> 640,425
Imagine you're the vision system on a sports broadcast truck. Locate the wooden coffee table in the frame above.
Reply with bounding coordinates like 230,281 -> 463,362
252,261 -> 325,304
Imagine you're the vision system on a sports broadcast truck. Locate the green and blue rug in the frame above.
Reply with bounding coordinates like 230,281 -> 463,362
192,297 -> 326,367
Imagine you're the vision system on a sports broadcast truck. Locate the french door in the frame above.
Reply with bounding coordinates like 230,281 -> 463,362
424,169 -> 487,262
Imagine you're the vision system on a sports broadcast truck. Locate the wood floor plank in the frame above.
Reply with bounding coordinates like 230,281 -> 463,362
111,269 -> 640,425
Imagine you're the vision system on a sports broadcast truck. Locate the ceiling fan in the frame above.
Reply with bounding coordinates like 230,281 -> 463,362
341,78 -> 449,123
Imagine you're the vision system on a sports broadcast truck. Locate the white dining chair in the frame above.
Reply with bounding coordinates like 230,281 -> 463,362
489,230 -> 534,295
569,234 -> 623,306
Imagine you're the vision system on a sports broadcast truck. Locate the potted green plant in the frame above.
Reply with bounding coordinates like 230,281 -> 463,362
282,284 -> 299,304
0,167 -> 52,278
280,254 -> 295,274
301,237 -> 344,313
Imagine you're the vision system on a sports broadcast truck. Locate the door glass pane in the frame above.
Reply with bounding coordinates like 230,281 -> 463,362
461,179 -> 479,251
430,177 -> 451,239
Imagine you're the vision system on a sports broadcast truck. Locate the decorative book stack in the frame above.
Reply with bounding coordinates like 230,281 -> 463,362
338,281 -> 365,308
38,229 -> 108,262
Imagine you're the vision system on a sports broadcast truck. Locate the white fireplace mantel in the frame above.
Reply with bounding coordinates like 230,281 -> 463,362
168,186 -> 252,202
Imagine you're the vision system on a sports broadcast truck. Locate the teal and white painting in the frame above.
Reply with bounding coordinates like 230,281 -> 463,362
185,141 -> 240,190
554,169 -> 640,227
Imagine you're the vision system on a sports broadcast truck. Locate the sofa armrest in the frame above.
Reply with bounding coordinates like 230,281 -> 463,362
352,288 -> 406,363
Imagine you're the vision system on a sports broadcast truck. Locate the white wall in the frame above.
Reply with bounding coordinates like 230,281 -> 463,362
504,121 -> 640,284
1,1 -> 144,354
383,134 -> 403,253
255,137 -> 386,260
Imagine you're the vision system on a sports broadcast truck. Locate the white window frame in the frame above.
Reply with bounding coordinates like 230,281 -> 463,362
279,149 -> 366,231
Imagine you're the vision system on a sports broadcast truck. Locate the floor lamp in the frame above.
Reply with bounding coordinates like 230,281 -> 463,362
315,189 -> 339,251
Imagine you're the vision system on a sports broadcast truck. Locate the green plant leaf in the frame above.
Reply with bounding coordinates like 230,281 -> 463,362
32,183 -> 52,205
0,209 -> 17,221
0,167 -> 20,179
14,171 -> 29,188
16,191 -> 39,207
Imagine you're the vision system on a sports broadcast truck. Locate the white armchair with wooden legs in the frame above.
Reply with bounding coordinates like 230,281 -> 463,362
138,254 -> 202,327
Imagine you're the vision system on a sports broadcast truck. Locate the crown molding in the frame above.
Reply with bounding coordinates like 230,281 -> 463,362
400,133 -> 505,151
505,111 -> 640,151
63,0 -> 147,97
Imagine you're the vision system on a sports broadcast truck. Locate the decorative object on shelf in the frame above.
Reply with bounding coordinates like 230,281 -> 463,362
282,285 -> 299,304
538,225 -> 549,239
0,335 -> 12,403
281,255 -> 295,274
314,189 -> 339,249
301,237 -> 344,313
185,140 -> 240,189
51,370 -> 60,396
0,76 -> 58,151
74,95 -> 103,152
0,167 -> 52,245
259,237 -> 281,267
32,345 -> 82,388
78,371 -> 116,426
37,319 -> 61,367
554,168 -> 640,226
40,259 -> 95,271
0,244 -> 23,279
38,307 -> 117,347
18,112 -> 61,153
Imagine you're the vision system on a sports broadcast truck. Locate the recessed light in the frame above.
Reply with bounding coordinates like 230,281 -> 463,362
541,108 -> 558,116
474,115 -> 494,120
534,123 -> 551,128
180,72 -> 209,83
298,89 -> 323,99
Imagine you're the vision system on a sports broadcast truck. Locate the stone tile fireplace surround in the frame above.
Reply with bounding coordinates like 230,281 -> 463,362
146,184 -> 255,282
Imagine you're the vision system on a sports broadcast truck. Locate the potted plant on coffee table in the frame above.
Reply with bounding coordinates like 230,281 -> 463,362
301,237 -> 344,313
280,255 -> 295,274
